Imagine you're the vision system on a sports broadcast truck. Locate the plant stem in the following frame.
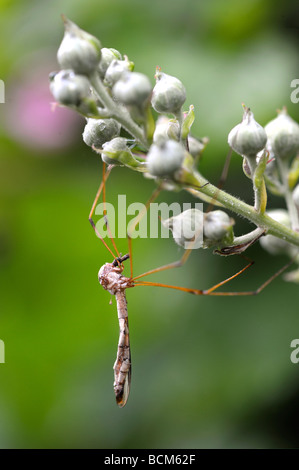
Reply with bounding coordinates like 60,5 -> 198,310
180,169 -> 299,247
232,227 -> 265,246
89,73 -> 149,149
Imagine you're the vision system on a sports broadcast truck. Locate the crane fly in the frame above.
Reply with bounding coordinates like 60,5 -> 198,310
98,254 -> 133,407
89,162 -> 293,408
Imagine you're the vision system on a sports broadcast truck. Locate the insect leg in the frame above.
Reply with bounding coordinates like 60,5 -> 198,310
89,162 -> 120,259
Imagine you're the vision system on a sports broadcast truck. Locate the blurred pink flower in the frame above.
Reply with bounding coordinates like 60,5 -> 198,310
4,58 -> 84,152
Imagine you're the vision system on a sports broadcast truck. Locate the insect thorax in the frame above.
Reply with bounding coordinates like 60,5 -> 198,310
98,262 -> 133,295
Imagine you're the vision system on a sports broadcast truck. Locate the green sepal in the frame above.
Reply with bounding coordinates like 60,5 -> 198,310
103,148 -> 147,172
181,105 -> 195,140
288,155 -> 299,189
77,97 -> 101,118
145,104 -> 155,142
253,151 -> 268,214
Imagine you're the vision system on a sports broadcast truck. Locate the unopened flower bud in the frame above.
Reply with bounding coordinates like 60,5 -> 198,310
101,137 -> 145,170
153,116 -> 180,144
163,208 -> 204,249
112,72 -> 152,106
188,136 -> 208,160
293,184 -> 299,208
203,210 -> 234,241
101,137 -> 131,165
104,59 -> 134,87
83,118 -> 121,148
228,107 -> 267,159
283,268 -> 299,284
49,69 -> 91,106
264,108 -> 299,160
98,48 -> 122,79
260,209 -> 296,256
147,140 -> 185,177
151,69 -> 186,115
57,16 -> 101,76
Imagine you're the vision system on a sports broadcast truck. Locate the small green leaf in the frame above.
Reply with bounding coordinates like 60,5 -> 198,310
288,155 -> 299,189
181,105 -> 195,140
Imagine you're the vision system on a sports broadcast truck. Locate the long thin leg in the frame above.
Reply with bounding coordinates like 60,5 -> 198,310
89,163 -> 111,225
127,184 -> 163,279
101,163 -> 120,257
132,248 -> 192,281
88,163 -> 120,259
131,149 -> 232,282
133,258 -> 294,296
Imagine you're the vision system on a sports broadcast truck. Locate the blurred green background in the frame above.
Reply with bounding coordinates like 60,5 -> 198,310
1,0 -> 299,449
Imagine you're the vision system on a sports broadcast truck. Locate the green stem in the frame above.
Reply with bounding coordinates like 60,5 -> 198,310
89,72 -> 149,149
232,227 -> 265,246
180,169 -> 299,247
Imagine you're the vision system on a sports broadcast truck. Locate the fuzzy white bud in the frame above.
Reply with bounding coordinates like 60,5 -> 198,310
188,136 -> 208,160
293,184 -> 299,208
153,116 -> 180,144
101,137 -> 130,165
264,108 -> 299,160
112,72 -> 152,106
101,137 -> 145,170
104,59 -> 134,87
147,140 -> 185,177
228,107 -> 267,159
203,210 -> 234,241
163,209 -> 204,249
260,209 -> 296,256
98,48 -> 122,79
49,70 -> 91,106
83,118 -> 121,148
151,70 -> 186,115
57,17 -> 101,76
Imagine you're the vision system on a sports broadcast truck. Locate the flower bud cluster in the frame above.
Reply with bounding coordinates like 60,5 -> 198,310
50,17 -> 299,280
228,106 -> 299,223
49,17 -> 101,113
50,17 -> 207,175
50,16 -> 152,167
